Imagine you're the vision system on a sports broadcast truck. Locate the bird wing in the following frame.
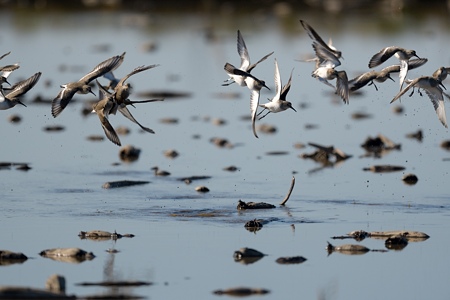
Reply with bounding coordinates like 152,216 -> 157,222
390,77 -> 421,103
313,42 -> 341,68
368,46 -> 399,68
117,64 -> 159,87
0,51 -> 11,60
79,52 -> 126,84
0,63 -> 20,78
237,30 -> 250,71
272,59 -> 281,102
247,51 -> 274,73
336,70 -> 349,104
118,105 -> 155,134
348,71 -> 376,92
6,72 -> 41,99
250,89 -> 260,138
300,20 -> 340,58
424,87 -> 448,128
398,59 -> 409,90
280,68 -> 294,100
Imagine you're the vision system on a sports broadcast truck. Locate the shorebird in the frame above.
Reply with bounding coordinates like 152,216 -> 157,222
368,46 -> 422,90
391,74 -> 449,128
0,63 -> 20,87
96,80 -> 159,134
312,66 -> 349,104
258,59 -> 296,120
0,72 -> 41,110
52,52 -> 125,118
349,58 -> 428,92
224,63 -> 270,138
91,84 -> 121,146
223,30 -> 273,87
300,19 -> 343,70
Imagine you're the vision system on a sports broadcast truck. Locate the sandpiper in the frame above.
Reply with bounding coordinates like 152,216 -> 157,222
0,63 -> 20,86
349,58 -> 428,92
223,30 -> 273,87
391,74 -> 449,128
0,72 -> 41,110
224,63 -> 270,138
52,52 -> 125,118
368,46 -> 422,90
91,84 -> 121,146
312,66 -> 349,104
96,80 -> 158,134
258,59 -> 296,120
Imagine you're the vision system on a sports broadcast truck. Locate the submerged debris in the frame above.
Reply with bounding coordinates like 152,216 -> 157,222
406,129 -> 423,142
223,165 -> 239,172
40,248 -> 95,263
275,256 -> 307,265
244,219 -> 264,233
0,250 -> 28,265
326,242 -> 372,255
300,142 -> 352,168
195,186 -> 210,193
164,149 -> 179,159
43,125 -> 65,132
363,165 -> 405,173
213,287 -> 270,296
0,274 -> 74,299
332,230 -> 429,242
440,140 -> 450,151
78,230 -> 135,240
102,180 -> 149,189
385,234 -> 408,250
237,200 -> 276,210
360,134 -> 401,158
402,173 -> 418,185
280,176 -> 295,206
119,145 -> 141,162
233,250 -> 265,264
76,281 -> 151,287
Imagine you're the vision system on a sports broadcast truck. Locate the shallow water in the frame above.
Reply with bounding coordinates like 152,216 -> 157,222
1,2 -> 450,300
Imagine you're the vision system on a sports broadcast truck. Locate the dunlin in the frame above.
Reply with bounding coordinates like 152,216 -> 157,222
96,80 -> 157,134
52,52 -> 125,118
0,72 -> 41,110
92,83 -> 121,146
391,74 -> 449,128
0,63 -> 20,86
349,58 -> 428,92
312,66 -> 349,104
223,30 -> 273,87
258,59 -> 296,120
368,46 -> 422,90
224,63 -> 270,138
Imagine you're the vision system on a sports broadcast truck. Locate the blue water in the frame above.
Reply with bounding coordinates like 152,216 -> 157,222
0,5 -> 449,300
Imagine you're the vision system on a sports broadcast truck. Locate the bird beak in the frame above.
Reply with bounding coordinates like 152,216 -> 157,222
439,82 -> 447,90
89,90 -> 96,97
290,106 -> 297,112
17,100 -> 27,107
414,54 -> 421,59
387,75 -> 395,82
4,79 -> 10,86
263,83 -> 270,90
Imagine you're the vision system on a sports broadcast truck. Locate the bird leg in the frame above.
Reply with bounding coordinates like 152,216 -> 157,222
258,111 -> 271,120
368,81 -> 379,91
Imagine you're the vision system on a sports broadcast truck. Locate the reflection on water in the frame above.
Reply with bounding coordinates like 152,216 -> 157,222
0,2 -> 450,300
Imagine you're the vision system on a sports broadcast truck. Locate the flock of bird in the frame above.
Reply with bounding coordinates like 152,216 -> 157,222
0,51 -> 163,146
1,19 -> 449,146
223,19 -> 450,138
